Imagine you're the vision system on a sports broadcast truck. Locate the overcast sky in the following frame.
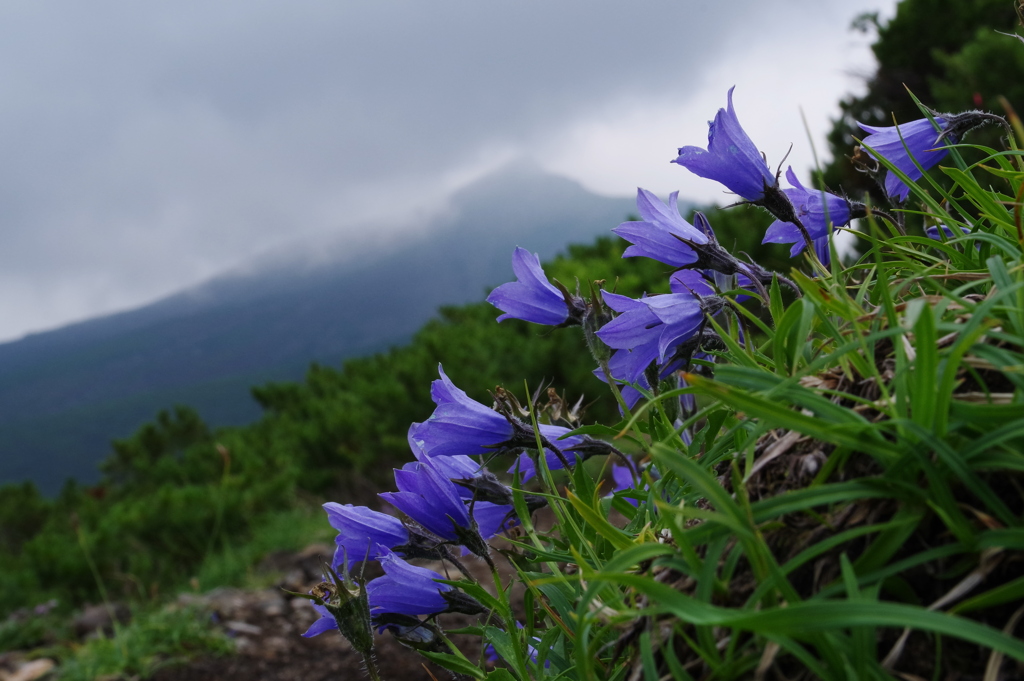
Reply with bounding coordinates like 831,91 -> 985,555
0,0 -> 897,342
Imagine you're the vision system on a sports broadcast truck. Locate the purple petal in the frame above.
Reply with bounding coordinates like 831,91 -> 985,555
486,248 -> 568,325
673,87 -> 775,201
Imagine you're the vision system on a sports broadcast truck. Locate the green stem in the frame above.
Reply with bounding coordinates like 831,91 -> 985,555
491,563 -> 531,679
362,653 -> 383,681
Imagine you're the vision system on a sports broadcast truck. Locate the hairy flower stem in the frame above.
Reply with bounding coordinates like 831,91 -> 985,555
445,552 -> 475,581
851,201 -> 904,236
361,653 -> 383,681
768,272 -> 803,298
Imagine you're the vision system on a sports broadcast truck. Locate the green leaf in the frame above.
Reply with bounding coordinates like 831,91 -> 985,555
769,273 -> 785,328
941,166 -> 1015,232
683,373 -> 901,464
595,572 -> 1024,662
909,299 -> 937,430
420,651 -> 487,679
951,575 -> 1024,615
565,490 -> 634,552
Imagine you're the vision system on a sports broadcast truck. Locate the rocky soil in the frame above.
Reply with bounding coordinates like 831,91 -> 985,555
2,542 -> 494,681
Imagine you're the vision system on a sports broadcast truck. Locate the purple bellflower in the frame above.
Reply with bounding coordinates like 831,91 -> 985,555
613,189 -> 708,268
411,365 -> 584,464
366,548 -> 452,618
505,422 -> 589,482
926,225 -> 971,241
597,271 -> 719,383
301,601 -> 338,638
858,117 -> 949,202
410,366 -> 515,458
592,363 -> 650,410
673,87 -> 776,202
323,503 -> 409,571
596,292 -> 663,384
471,500 -> 519,538
508,447 -> 584,483
926,224 -> 978,251
408,427 -> 480,500
487,247 -> 585,326
762,167 -> 854,265
379,459 -> 472,543
609,463 -> 643,508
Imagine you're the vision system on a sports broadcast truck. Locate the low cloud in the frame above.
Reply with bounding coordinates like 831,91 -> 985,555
0,0 -> 893,341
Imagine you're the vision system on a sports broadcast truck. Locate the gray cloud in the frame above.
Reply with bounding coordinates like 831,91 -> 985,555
0,0 -> 892,340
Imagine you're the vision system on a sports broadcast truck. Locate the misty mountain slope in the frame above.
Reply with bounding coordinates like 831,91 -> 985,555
0,164 -> 637,493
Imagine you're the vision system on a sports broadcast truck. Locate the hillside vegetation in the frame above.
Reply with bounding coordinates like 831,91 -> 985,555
0,206 -> 787,624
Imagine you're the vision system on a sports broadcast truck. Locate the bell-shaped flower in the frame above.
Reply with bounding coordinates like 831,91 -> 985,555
608,463 -> 643,508
366,548 -> 453,618
301,601 -> 338,638
470,500 -> 519,538
926,224 -> 977,251
762,167 -> 851,262
487,247 -> 585,326
858,117 -> 949,202
614,189 -> 708,268
673,87 -> 776,202
411,365 -> 583,462
925,225 -> 971,241
593,363 -> 650,410
410,365 -> 515,458
595,292 -> 664,379
508,446 -> 584,483
597,272 -> 717,383
323,503 -> 409,571
408,427 -> 480,500
379,459 -> 472,542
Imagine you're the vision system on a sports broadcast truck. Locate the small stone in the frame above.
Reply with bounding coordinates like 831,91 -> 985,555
72,603 -> 130,639
223,620 -> 262,636
7,659 -> 56,681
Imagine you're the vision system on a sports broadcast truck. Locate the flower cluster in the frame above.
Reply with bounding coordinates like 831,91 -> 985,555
302,83 -> 1005,677
305,364 -> 625,652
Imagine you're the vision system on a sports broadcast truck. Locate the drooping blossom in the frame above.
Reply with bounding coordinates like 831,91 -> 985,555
379,459 -> 472,542
597,271 -> 718,383
470,500 -> 519,538
366,548 -> 453,618
410,365 -> 583,460
487,247 -> 584,326
592,363 -> 650,410
762,167 -> 851,263
858,117 -> 949,202
508,447 -> 584,483
673,87 -> 776,202
409,366 -> 516,458
408,426 -> 480,500
323,503 -> 408,571
613,189 -> 708,268
301,601 -> 338,638
596,293 -> 663,384
925,225 -> 972,241
609,464 -> 642,508
926,225 -> 978,251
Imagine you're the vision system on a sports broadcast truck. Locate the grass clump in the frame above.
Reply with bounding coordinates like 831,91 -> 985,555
55,606 -> 233,681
